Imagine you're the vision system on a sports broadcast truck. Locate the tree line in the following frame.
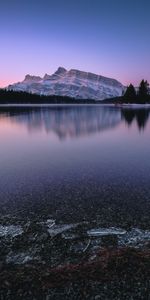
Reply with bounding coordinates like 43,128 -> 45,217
0,89 -> 96,104
123,80 -> 150,103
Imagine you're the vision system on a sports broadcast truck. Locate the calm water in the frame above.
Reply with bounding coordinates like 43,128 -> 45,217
0,105 -> 150,228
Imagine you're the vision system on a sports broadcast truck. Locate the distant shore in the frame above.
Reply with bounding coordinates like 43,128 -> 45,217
0,89 -> 150,106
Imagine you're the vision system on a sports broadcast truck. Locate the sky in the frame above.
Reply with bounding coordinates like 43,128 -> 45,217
0,0 -> 150,87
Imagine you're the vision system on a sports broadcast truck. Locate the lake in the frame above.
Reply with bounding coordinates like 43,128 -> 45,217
0,105 -> 150,299
0,105 -> 150,228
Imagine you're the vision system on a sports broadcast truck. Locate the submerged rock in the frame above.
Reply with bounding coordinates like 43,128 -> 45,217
118,228 -> 150,248
61,233 -> 79,240
0,225 -> 23,238
6,252 -> 34,264
70,239 -> 91,253
6,248 -> 41,265
87,227 -> 126,237
101,235 -> 118,247
47,223 -> 79,237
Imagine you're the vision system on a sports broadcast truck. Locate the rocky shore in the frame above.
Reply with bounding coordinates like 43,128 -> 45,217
0,216 -> 150,299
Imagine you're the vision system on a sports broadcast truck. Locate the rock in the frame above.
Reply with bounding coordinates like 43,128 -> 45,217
0,225 -> 23,238
95,296 -> 101,300
87,227 -> 126,237
101,235 -> 118,247
47,223 -> 79,237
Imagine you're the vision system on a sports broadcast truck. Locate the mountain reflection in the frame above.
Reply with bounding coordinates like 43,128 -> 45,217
1,106 -> 149,137
0,106 -> 121,139
121,108 -> 150,130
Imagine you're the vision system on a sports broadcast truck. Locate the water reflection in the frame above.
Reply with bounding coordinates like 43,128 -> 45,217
121,108 -> 150,130
0,105 -> 150,227
0,106 -> 121,139
0,106 -> 150,139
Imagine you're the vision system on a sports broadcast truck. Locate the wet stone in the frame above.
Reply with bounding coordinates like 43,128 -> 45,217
6,252 -> 34,264
101,235 -> 118,247
47,223 -> 80,237
87,227 -> 126,237
0,225 -> 23,238
118,228 -> 150,248
70,239 -> 90,254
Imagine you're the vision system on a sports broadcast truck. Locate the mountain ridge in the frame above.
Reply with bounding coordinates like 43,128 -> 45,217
7,67 -> 124,101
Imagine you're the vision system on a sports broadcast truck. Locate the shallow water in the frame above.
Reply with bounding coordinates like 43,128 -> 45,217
0,105 -> 150,228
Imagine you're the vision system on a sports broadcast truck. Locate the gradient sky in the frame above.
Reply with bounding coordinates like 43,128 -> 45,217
0,0 -> 150,87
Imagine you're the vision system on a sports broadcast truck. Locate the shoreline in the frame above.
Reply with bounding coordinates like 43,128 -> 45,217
0,103 -> 150,108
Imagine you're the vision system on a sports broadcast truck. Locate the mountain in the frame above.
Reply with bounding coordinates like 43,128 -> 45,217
7,67 -> 124,101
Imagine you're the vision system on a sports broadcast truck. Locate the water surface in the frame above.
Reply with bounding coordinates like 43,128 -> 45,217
0,105 -> 150,228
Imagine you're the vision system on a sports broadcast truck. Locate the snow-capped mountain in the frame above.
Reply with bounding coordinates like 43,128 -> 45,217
7,67 -> 124,100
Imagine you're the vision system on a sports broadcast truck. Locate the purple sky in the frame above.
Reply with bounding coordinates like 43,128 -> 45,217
0,0 -> 150,87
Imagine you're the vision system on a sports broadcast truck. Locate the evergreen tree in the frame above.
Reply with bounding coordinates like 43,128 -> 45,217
138,80 -> 149,103
123,84 -> 136,103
